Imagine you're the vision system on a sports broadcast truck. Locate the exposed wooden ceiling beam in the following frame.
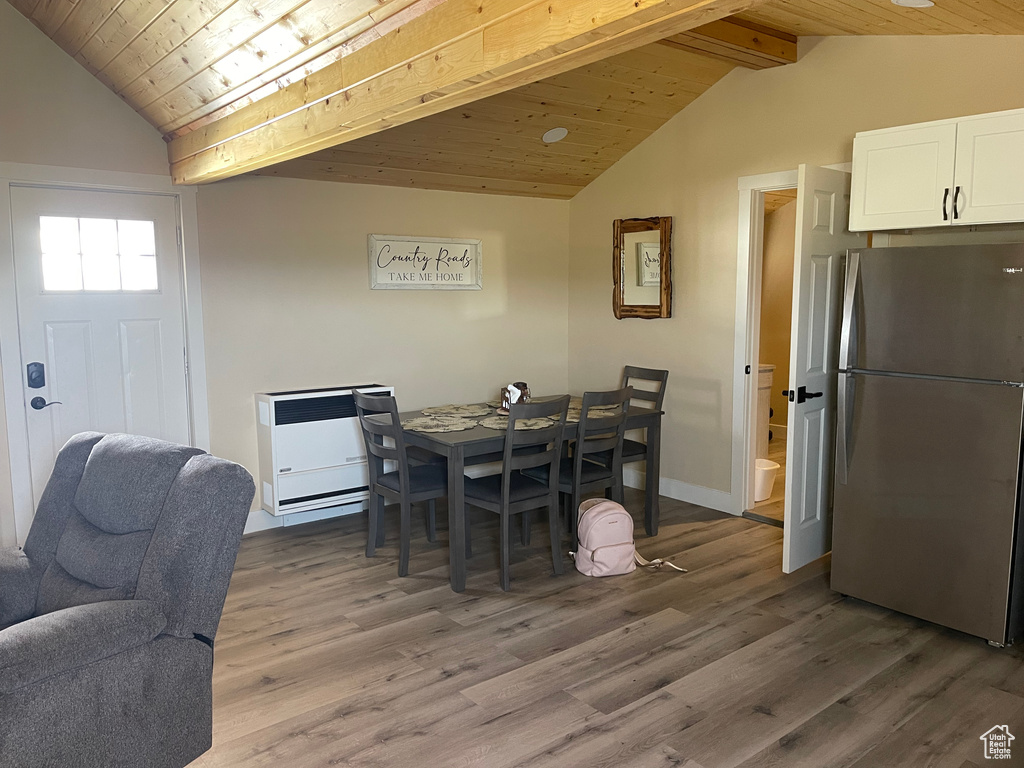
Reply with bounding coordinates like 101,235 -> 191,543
167,0 -> 772,185
658,18 -> 796,69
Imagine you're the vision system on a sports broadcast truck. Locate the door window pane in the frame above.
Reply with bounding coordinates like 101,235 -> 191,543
39,216 -> 80,254
41,252 -> 83,291
38,217 -> 159,292
121,255 -> 158,291
117,219 -> 156,257
82,253 -> 122,290
80,218 -> 118,256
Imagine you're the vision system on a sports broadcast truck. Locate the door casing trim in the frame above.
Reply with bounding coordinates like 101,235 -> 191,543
732,169 -> 799,516
731,163 -> 853,518
0,163 -> 209,546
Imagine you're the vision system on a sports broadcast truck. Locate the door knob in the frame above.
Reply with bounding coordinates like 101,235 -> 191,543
784,387 -> 824,404
30,397 -> 62,410
796,386 -> 823,404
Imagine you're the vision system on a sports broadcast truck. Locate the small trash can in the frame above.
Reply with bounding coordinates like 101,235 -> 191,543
754,458 -> 780,502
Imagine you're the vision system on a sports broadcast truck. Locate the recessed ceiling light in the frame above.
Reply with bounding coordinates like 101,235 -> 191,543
891,0 -> 934,7
542,127 -> 569,143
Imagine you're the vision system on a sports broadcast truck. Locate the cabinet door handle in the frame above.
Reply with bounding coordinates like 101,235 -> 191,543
952,186 -> 962,220
942,187 -> 950,221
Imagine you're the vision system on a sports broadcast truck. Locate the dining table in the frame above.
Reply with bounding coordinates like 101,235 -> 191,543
400,399 -> 663,593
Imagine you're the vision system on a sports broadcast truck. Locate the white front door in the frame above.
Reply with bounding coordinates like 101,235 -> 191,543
11,186 -> 191,532
782,166 -> 865,573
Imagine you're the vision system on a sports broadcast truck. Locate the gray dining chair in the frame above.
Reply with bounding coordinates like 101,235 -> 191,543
523,387 -> 632,547
620,366 -> 669,464
353,390 -> 446,577
463,396 -> 570,591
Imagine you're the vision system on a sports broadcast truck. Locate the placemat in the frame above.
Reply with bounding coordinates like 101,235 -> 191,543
565,408 -> 617,423
422,404 -> 493,418
401,416 -> 477,433
478,416 -> 553,431
568,396 -> 619,411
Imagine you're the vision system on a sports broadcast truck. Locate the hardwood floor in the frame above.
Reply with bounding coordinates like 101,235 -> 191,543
194,490 -> 1024,768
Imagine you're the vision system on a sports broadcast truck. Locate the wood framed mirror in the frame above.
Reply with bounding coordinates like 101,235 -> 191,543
613,216 -> 672,319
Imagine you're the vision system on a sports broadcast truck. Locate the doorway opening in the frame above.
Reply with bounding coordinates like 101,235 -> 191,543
743,189 -> 797,529
733,165 -> 863,573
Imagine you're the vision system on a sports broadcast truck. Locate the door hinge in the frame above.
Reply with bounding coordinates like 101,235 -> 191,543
176,226 -> 183,247
745,365 -> 751,374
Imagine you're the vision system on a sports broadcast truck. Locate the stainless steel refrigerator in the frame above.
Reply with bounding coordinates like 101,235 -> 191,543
832,243 -> 1024,645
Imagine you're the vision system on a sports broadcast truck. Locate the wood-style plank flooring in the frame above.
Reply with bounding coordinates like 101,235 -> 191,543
193,490 -> 1024,768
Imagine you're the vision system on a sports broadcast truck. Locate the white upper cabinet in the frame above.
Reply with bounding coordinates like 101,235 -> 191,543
849,108 -> 1024,232
850,123 -> 957,230
953,111 -> 1024,225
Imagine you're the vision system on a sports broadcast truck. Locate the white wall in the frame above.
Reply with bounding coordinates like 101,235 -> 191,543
567,35 -> 1024,501
196,176 -> 569,530
0,3 -> 169,174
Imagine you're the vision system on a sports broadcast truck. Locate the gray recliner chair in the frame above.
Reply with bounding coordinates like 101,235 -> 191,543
0,432 -> 255,768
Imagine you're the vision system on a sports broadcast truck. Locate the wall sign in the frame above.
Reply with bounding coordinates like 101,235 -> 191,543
369,234 -> 482,290
636,242 -> 661,287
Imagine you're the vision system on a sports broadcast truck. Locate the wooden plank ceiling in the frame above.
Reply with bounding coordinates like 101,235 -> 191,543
8,0 -> 1024,197
763,187 -> 797,214
739,0 -> 1024,36
255,22 -> 793,198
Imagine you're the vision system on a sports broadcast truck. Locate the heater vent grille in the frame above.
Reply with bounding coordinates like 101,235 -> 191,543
275,394 -> 356,425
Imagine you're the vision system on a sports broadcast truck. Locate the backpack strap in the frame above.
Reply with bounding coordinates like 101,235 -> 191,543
634,550 -> 687,573
572,549 -> 687,572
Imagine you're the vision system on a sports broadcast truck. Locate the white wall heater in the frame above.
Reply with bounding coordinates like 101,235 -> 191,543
255,384 -> 393,516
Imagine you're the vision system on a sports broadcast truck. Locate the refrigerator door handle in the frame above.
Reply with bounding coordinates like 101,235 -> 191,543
839,251 -> 860,372
836,371 -> 853,485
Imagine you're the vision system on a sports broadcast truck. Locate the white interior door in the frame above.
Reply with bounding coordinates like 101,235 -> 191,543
783,166 -> 865,573
11,186 -> 190,520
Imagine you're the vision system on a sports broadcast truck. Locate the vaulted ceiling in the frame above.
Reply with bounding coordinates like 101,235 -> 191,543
8,0 -> 1024,197
255,21 -> 795,197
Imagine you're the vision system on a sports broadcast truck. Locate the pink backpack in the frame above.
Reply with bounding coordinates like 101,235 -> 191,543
573,499 -> 686,577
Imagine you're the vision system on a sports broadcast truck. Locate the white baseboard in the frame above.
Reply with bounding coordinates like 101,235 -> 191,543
243,509 -> 280,535
623,466 -> 646,491
244,468 -> 739,535
243,500 -> 365,535
242,462 -> 504,536
623,468 -> 736,516
768,422 -> 788,441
